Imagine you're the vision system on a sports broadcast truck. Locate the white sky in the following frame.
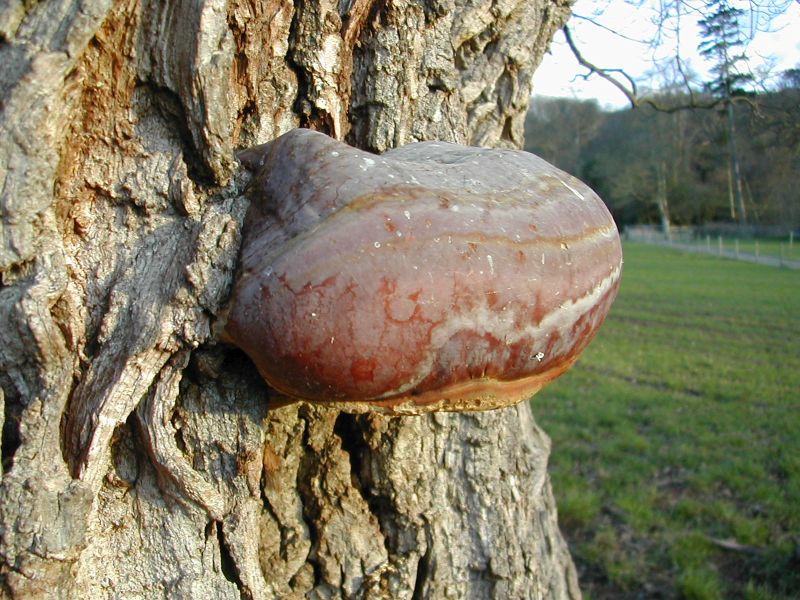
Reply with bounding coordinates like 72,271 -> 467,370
532,0 -> 800,109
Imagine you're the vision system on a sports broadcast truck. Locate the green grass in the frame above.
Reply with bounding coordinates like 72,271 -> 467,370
532,242 -> 800,599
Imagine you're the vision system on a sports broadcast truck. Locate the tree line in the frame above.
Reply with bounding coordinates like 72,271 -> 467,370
524,75 -> 799,234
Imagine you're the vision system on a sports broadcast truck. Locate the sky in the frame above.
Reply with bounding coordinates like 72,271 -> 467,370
531,0 -> 800,109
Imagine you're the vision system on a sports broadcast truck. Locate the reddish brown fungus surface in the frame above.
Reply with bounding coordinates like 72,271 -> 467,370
224,129 -> 622,414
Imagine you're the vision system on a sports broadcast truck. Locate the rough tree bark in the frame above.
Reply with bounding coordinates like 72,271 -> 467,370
0,1 -> 579,598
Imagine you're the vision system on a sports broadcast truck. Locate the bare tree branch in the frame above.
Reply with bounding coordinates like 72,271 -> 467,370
563,23 -> 726,113
570,12 -> 650,44
561,1 -> 792,113
562,24 -> 641,103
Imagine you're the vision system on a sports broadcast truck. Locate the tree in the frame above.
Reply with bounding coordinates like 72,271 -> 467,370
525,95 -> 717,229
737,75 -> 800,227
0,1 -> 580,599
526,94 -> 795,229
524,97 -> 605,179
559,1 -> 799,229
779,67 -> 800,90
561,0 -> 794,112
697,0 -> 753,224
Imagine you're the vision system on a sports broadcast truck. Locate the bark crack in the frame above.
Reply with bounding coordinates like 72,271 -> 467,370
1,389 -> 21,474
411,518 -> 433,600
215,522 -> 242,590
332,412 -> 368,502
141,82 -> 216,186
295,408 -> 325,588
285,4 -> 329,134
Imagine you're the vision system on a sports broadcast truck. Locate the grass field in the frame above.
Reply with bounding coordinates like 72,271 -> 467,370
532,242 -> 800,599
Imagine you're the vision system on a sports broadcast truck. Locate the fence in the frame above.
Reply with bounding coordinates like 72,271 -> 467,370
624,225 -> 800,270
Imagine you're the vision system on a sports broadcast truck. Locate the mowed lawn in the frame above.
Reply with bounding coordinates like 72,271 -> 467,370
532,242 -> 800,599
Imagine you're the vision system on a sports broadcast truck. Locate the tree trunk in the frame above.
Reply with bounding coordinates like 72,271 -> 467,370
726,100 -> 746,225
655,161 -> 671,238
0,1 -> 579,598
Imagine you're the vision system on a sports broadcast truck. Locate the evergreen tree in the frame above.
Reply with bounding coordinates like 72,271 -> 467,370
698,0 -> 753,224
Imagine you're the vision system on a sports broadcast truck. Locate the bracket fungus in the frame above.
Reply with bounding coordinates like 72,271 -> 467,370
223,129 -> 622,414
